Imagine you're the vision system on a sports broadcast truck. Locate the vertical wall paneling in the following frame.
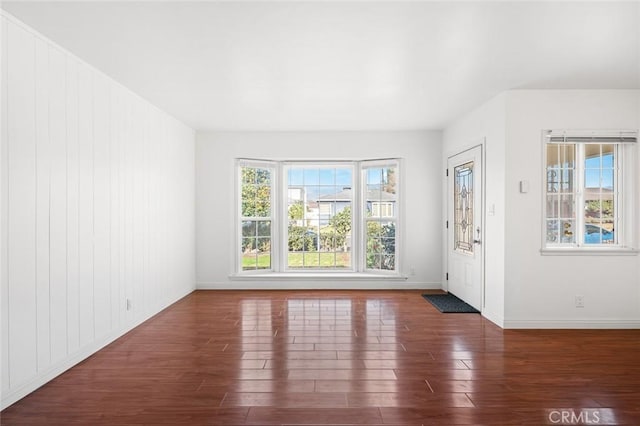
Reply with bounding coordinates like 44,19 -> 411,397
92,73 -> 111,339
1,16 -> 10,393
34,37 -> 51,372
77,62 -> 94,347
123,92 -> 133,323
65,55 -> 80,354
141,108 -> 150,316
147,117 -> 159,312
167,125 -> 179,295
48,45 -> 68,364
6,21 -> 38,387
160,120 -> 169,298
118,91 -> 127,323
109,83 -> 120,329
155,118 -> 164,311
1,14 -> 196,409
131,100 -> 143,320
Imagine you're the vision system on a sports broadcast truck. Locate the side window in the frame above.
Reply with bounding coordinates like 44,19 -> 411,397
363,162 -> 399,271
239,163 -> 274,271
544,131 -> 636,250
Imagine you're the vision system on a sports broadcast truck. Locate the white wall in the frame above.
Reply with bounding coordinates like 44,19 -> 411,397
196,131 -> 441,289
504,90 -> 640,328
443,93 -> 507,327
1,14 -> 196,408
444,89 -> 640,328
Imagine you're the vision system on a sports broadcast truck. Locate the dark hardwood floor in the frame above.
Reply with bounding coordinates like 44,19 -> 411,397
2,290 -> 639,425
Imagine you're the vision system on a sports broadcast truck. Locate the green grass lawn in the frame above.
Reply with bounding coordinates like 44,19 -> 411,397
242,252 -> 351,270
242,253 -> 272,269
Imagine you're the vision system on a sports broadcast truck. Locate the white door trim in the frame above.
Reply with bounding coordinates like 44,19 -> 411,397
446,141 -> 485,311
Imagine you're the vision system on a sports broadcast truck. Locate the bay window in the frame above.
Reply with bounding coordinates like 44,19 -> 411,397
236,159 -> 401,274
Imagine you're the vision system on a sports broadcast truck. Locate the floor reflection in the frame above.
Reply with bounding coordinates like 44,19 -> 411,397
2,291 -> 638,425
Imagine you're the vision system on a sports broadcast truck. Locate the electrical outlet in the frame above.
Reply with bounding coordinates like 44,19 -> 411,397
575,295 -> 585,308
410,267 -> 416,276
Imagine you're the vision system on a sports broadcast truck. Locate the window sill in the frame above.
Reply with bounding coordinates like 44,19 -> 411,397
540,247 -> 639,256
229,272 -> 408,281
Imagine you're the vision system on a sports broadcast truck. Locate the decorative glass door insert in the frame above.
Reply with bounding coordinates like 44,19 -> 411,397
454,161 -> 474,254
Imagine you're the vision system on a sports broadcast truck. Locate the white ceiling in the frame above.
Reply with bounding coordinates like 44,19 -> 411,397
3,1 -> 639,131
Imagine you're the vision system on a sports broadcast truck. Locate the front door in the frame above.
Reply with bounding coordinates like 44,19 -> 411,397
447,145 -> 483,311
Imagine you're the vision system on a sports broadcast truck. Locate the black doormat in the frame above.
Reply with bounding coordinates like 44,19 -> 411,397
422,293 -> 480,313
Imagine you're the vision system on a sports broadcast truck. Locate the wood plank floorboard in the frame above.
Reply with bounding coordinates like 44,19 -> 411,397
2,290 -> 640,425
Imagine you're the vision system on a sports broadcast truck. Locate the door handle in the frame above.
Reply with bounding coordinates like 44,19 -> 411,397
473,227 -> 481,245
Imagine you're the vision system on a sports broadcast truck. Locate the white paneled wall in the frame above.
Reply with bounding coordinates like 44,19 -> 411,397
1,14 -> 196,408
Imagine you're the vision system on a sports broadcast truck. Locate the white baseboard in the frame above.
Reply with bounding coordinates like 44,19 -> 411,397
481,310 -> 504,328
197,280 -> 442,290
1,288 -> 195,410
503,319 -> 640,329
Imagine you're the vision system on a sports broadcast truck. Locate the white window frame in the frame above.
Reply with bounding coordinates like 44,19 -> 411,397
541,130 -> 638,255
234,158 -> 403,275
236,159 -> 278,273
361,159 -> 401,274
281,161 -> 357,272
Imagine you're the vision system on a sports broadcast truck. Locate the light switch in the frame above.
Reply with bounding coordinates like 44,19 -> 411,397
519,180 -> 530,193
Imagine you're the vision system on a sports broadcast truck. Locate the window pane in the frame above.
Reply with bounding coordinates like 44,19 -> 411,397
286,166 -> 352,269
546,143 -> 575,169
242,221 -> 257,237
240,165 -> 272,270
584,144 -> 615,245
546,168 -> 574,193
257,221 -> 271,237
546,220 -> 560,244
336,169 -> 352,186
242,255 -> 257,270
241,167 -> 272,218
367,168 -> 382,186
304,168 -> 319,185
241,225 -> 272,270
546,143 -> 575,197
368,254 -> 381,269
601,144 -> 615,167
382,255 -> 395,271
366,166 -> 397,227
289,168 -> 303,185
319,169 -> 335,185
257,183 -> 270,209
560,220 -> 576,244
366,220 -> 396,271
304,252 -> 320,267
256,238 -> 271,269
242,237 -> 256,252
559,194 -> 574,218
242,254 -> 271,270
259,169 -> 270,183
546,195 -> 559,218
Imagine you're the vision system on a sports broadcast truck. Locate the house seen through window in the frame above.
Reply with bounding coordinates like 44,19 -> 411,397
238,160 -> 400,273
